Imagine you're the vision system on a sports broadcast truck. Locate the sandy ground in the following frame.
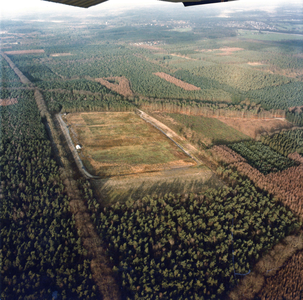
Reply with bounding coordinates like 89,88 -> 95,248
95,76 -> 133,97
216,117 -> 293,138
154,72 -> 200,91
4,49 -> 45,55
50,53 -> 72,57
0,98 -> 18,106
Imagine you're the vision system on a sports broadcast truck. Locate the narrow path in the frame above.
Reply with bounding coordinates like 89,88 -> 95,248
56,114 -> 100,179
136,109 -> 202,165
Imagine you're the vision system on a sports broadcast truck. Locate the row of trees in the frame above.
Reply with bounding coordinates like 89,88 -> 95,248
0,88 -> 100,299
42,90 -> 135,113
82,169 -> 300,300
229,140 -> 295,175
260,128 -> 303,156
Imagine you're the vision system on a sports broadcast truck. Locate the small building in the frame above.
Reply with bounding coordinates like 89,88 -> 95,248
76,145 -> 82,150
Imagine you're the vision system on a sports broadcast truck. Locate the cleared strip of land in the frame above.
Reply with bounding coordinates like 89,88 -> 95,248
153,72 -> 201,91
95,76 -> 133,97
0,98 -> 18,106
4,49 -> 45,55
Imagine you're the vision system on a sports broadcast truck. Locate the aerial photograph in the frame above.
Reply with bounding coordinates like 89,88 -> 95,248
0,0 -> 302,299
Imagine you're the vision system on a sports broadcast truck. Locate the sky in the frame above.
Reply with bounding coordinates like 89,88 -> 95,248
1,0 -> 302,20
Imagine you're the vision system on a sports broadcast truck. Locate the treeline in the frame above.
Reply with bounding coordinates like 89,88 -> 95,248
0,89 -> 100,299
286,110 -> 303,126
260,128 -> 303,156
229,140 -> 295,175
84,170 -> 300,300
36,79 -> 113,95
138,98 -> 286,119
42,90 -> 135,113
0,55 -> 23,88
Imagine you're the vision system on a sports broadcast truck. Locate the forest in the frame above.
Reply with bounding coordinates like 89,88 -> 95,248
1,5 -> 303,300
0,89 -> 100,299
83,170 -> 300,300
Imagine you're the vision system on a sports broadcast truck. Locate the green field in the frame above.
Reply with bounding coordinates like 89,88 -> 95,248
152,112 -> 250,147
64,112 -> 195,177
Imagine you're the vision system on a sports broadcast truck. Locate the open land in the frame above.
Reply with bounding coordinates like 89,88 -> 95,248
0,98 -> 18,106
154,72 -> 201,90
63,111 -> 196,177
216,117 -> 294,138
95,76 -> 133,97
4,49 -> 45,55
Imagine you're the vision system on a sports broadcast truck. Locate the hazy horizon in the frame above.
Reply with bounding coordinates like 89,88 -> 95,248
1,0 -> 302,21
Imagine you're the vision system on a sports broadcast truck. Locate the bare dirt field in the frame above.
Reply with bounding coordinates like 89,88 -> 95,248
154,72 -> 201,91
217,47 -> 244,55
170,53 -> 197,60
248,62 -> 264,66
93,165 -> 223,206
195,47 -> 244,56
216,117 -> 293,138
50,53 -> 72,57
95,76 -> 133,97
0,98 -> 18,106
63,112 -> 196,177
4,49 -> 45,55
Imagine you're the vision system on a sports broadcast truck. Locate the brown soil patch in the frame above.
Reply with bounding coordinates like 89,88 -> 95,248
95,76 -> 133,97
248,62 -> 264,66
170,53 -> 197,60
0,98 -> 18,106
196,47 -> 244,56
217,47 -> 244,56
50,52 -> 72,57
4,49 -> 45,55
216,117 -> 293,139
154,72 -> 201,91
133,44 -> 164,51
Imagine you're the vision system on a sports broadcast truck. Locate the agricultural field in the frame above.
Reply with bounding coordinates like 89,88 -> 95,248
63,112 -> 196,177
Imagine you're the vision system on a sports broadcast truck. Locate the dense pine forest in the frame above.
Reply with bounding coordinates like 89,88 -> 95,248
0,88 -> 99,298
1,3 -> 303,300
83,170 -> 301,300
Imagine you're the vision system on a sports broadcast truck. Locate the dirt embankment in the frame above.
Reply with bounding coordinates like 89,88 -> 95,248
0,98 -> 18,106
216,117 -> 293,139
50,53 -> 72,57
95,76 -> 133,97
154,72 -> 201,91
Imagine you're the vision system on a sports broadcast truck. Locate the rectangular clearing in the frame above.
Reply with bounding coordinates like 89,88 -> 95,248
63,112 -> 196,177
154,72 -> 201,91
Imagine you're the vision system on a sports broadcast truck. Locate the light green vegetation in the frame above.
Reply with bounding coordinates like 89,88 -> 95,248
94,165 -> 221,205
152,112 -> 250,147
64,112 -> 194,177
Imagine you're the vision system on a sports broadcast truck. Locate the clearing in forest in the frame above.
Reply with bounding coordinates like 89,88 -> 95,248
4,49 -> 45,55
0,98 -> 18,106
50,53 -> 72,57
63,112 -> 196,177
95,76 -> 133,97
153,72 -> 200,91
93,165 -> 223,206
217,117 -> 293,138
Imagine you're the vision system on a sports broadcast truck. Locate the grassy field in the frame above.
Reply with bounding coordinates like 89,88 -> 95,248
151,112 -> 250,147
63,112 -> 195,177
93,165 -> 224,206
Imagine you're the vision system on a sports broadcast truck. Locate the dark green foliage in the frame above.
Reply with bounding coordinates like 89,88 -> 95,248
42,90 -> 134,113
260,128 -> 303,156
87,171 -> 300,300
229,141 -> 295,174
286,111 -> 303,126
247,81 -> 303,110
0,89 -> 99,299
